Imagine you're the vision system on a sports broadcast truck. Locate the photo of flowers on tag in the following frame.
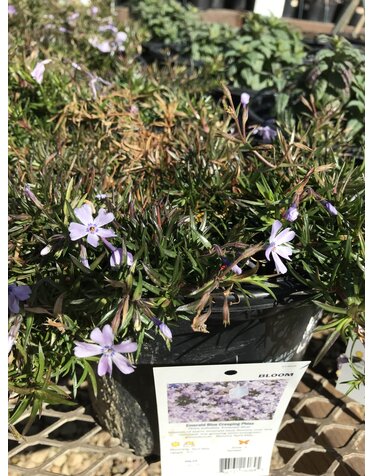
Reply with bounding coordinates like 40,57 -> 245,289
167,380 -> 287,423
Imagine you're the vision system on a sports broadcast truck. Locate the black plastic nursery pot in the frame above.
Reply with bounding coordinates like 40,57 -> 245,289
211,86 -> 277,125
89,283 -> 322,459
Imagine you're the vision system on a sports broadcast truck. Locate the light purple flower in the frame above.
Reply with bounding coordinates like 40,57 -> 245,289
8,284 -> 31,314
98,24 -> 118,33
265,220 -> 295,274
151,317 -> 173,341
116,31 -> 127,43
59,27 -> 70,33
8,5 -> 16,15
80,244 -> 90,269
8,316 -> 23,354
89,36 -> 112,53
73,324 -> 137,377
100,236 -> 134,268
284,204 -> 299,222
68,204 -> 116,247
115,31 -> 127,51
91,6 -> 99,16
87,72 -> 111,99
240,92 -> 250,107
24,183 -> 44,209
96,193 -> 107,200
31,59 -> 52,84
322,200 -> 338,216
221,257 -> 242,275
67,12 -> 80,24
229,383 -> 248,399
130,104 -> 139,115
110,249 -> 134,268
253,125 -> 277,143
72,62 -> 82,71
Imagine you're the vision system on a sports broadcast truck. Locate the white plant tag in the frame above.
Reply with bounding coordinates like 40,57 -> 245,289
153,361 -> 310,476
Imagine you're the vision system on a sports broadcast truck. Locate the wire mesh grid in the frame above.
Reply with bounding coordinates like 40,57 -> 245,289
9,369 -> 364,476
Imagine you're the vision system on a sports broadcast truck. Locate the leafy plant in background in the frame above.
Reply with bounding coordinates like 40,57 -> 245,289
131,0 -> 203,57
132,0 -> 233,69
133,2 -> 306,91
277,35 -> 365,145
224,12 -> 306,91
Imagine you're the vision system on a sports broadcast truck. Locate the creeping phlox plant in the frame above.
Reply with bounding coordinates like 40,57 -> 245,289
8,0 -> 364,427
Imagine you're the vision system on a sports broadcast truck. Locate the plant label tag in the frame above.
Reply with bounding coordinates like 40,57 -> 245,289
153,361 -> 310,476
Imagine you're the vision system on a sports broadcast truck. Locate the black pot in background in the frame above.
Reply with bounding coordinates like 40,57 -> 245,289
304,0 -> 344,22
282,0 -> 299,18
140,41 -> 205,68
224,0 -> 248,9
348,5 -> 364,26
89,282 -> 321,459
211,86 -> 276,125
189,0 -> 211,9
210,0 -> 225,8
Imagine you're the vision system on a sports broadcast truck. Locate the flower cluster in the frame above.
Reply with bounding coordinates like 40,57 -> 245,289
167,380 -> 287,423
89,23 -> 127,53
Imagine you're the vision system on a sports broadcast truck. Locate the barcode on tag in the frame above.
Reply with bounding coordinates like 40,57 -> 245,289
219,456 -> 262,472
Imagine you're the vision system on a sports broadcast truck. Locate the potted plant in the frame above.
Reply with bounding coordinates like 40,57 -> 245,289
8,0 -> 364,461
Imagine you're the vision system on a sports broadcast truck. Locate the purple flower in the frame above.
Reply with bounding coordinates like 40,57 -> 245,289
130,104 -> 139,115
151,317 -> 173,341
89,30 -> 127,54
100,236 -> 134,268
221,257 -> 242,275
31,59 -> 52,85
98,24 -> 118,33
91,6 -> 99,16
253,125 -> 277,143
284,204 -> 299,222
67,12 -> 80,24
80,244 -> 90,269
240,92 -> 250,107
115,31 -> 127,51
24,184 -> 44,209
110,249 -> 134,268
8,284 -> 31,314
322,200 -> 338,216
8,5 -> 16,15
8,316 -> 23,353
265,220 -> 295,274
87,73 -> 111,99
89,37 -> 112,53
96,193 -> 107,200
73,324 -> 137,377
68,204 -> 116,247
